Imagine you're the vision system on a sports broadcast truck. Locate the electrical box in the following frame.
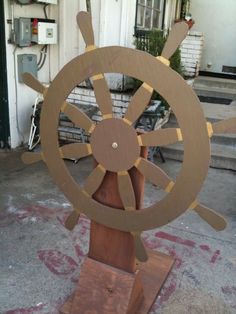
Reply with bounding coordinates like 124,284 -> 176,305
31,20 -> 57,44
35,0 -> 58,4
17,54 -> 37,83
12,18 -> 57,46
13,18 -> 31,47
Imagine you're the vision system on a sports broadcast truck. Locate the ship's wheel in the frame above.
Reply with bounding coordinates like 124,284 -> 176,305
22,12 -> 236,262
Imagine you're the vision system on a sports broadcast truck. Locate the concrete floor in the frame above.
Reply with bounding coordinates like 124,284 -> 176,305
0,149 -> 236,314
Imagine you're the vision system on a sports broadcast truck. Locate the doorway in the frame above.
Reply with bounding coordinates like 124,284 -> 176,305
0,1 -> 10,148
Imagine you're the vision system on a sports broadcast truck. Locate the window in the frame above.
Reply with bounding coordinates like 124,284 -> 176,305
136,0 -> 164,31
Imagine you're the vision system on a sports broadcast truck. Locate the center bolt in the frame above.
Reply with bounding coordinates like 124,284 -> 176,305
112,142 -> 118,149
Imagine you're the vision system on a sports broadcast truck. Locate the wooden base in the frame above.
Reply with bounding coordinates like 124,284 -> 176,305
60,250 -> 174,314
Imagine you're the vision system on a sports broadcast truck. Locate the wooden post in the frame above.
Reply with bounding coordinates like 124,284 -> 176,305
60,149 -> 175,314
88,156 -> 146,273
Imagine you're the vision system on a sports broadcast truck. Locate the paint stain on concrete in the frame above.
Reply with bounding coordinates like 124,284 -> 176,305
57,212 -> 71,227
159,282 -> 177,304
142,234 -> 161,250
199,244 -> 211,251
38,250 -> 78,276
210,250 -> 221,264
152,232 -> 222,266
143,234 -> 183,269
22,205 -> 63,220
74,244 -> 86,258
165,248 -> 183,269
5,203 -> 72,225
155,231 -> 196,248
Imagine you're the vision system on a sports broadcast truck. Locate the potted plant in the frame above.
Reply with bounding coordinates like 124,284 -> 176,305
134,29 -> 184,110
175,0 -> 195,29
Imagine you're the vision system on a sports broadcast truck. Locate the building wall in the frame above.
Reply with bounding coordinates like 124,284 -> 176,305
163,0 -> 178,31
93,0 -> 137,90
180,30 -> 203,77
4,0 -> 85,148
4,1 -> 51,148
4,0 -> 179,148
190,0 -> 236,74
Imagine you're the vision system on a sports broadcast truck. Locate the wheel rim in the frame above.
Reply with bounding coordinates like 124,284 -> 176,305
40,46 -> 210,232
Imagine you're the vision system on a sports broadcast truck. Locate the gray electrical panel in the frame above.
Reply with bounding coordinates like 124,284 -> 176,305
17,54 -> 37,83
14,18 -> 31,47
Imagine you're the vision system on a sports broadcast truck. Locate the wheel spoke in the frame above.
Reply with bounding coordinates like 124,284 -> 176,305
83,164 -> 106,196
22,151 -> 44,164
135,158 -> 171,189
132,232 -> 148,262
60,143 -> 92,160
117,171 -> 136,211
161,21 -> 189,60
22,143 -> 92,165
117,169 -> 147,261
77,11 -> 94,47
138,128 -> 182,147
22,73 -> 47,95
135,158 -> 227,230
123,84 -> 153,125
64,209 -> 81,231
123,21 -> 189,126
212,118 -> 236,134
92,77 -> 113,118
23,72 -> 96,134
22,73 -> 96,133
193,204 -> 226,231
77,11 -> 113,118
61,102 -> 95,133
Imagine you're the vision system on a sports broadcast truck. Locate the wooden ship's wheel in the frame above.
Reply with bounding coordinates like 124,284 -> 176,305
22,11 -> 236,313
21,12 -> 236,263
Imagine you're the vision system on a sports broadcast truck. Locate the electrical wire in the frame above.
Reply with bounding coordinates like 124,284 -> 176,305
37,4 -> 49,71
43,4 -> 49,19
86,0 -> 91,13
37,44 -> 46,66
37,45 -> 48,70
37,47 -> 44,66
11,0 -> 50,145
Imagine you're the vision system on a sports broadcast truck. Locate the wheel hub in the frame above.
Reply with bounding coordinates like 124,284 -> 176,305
90,118 -> 140,172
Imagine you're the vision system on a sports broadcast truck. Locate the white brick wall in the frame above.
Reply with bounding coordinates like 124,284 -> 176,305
67,87 -> 131,122
59,87 -> 132,142
180,31 -> 204,78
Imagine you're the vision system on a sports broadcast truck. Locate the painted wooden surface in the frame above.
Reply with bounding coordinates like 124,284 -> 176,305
89,147 -> 146,271
21,11 -> 231,235
60,250 -> 175,314
29,44 -> 209,232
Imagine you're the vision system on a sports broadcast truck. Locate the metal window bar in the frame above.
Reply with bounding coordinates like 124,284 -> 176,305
137,0 -> 161,31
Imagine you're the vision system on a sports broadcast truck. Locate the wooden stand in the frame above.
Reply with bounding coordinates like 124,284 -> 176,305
60,155 -> 174,314
61,250 -> 174,314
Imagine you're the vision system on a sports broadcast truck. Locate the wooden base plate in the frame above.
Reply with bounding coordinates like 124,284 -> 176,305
136,249 -> 174,313
60,249 -> 174,314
